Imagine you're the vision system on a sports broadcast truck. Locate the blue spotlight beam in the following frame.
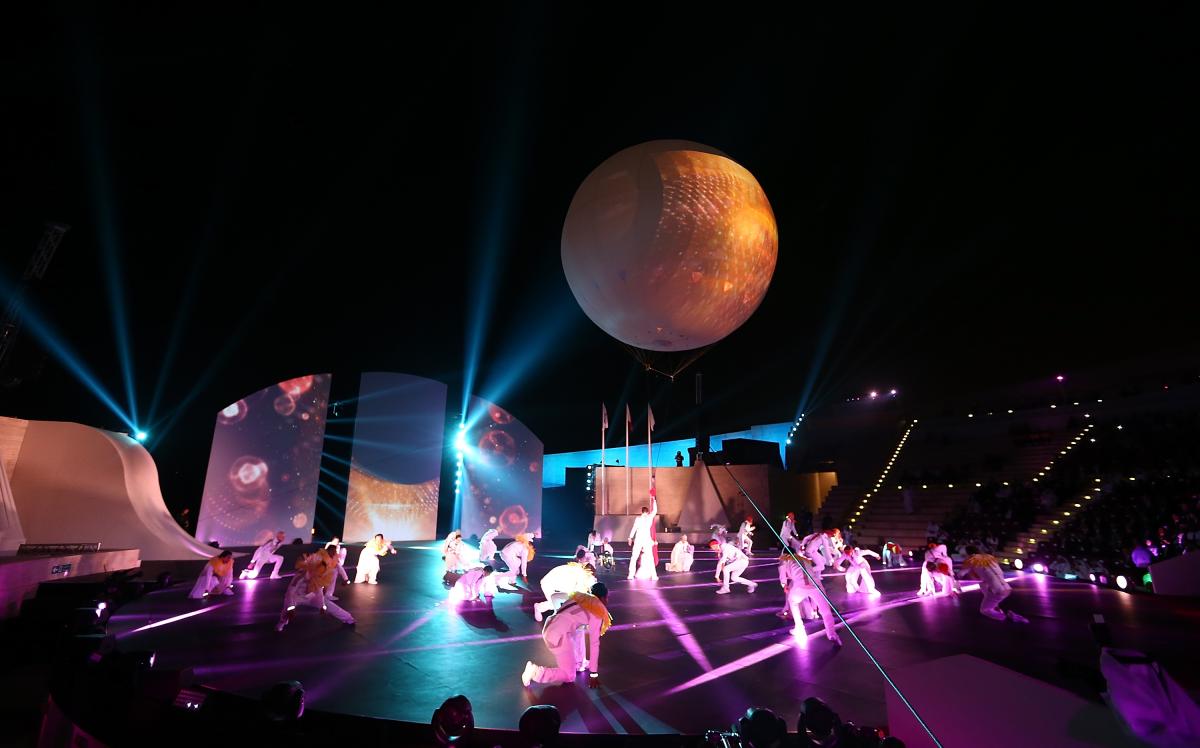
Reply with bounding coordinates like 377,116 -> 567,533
719,465 -> 943,748
0,272 -> 133,430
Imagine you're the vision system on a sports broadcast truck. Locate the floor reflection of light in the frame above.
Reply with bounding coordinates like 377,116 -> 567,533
126,602 -> 232,634
665,642 -> 794,695
645,589 -> 713,671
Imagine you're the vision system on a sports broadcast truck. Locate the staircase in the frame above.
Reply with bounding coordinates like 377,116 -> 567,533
848,422 -> 1084,554
996,423 -> 1099,564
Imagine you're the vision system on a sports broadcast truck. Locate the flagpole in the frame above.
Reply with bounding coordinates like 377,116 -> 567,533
625,405 -> 631,515
600,405 -> 607,516
647,405 -> 653,496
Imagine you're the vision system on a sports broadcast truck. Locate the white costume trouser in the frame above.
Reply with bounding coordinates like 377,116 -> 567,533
629,540 -> 656,579
355,553 -> 381,584
845,564 -> 877,595
493,547 -> 525,588
980,582 -> 1011,618
531,626 -> 587,685
719,557 -> 753,590
188,566 -> 233,599
278,588 -> 354,628
788,583 -> 839,641
240,553 -> 283,579
534,591 -> 570,618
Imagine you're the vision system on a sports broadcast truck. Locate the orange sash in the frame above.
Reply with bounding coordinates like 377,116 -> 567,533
568,592 -> 612,636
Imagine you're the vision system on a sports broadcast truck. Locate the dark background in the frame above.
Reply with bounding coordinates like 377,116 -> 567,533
1,4 -> 1195,513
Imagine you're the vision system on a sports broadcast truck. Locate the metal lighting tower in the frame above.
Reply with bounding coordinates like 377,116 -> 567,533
0,222 -> 70,373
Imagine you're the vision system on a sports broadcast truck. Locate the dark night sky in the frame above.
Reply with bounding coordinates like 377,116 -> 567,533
1,5 -> 1196,508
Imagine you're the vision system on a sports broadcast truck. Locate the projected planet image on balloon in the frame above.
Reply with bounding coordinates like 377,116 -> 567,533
562,140 -> 778,356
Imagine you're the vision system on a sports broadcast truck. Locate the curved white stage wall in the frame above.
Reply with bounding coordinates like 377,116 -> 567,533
1,417 -> 213,560
196,374 -> 330,547
460,396 -> 544,541
343,372 -> 447,543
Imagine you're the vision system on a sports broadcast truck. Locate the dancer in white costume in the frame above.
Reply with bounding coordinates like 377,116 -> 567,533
451,565 -> 497,603
478,529 -> 499,565
442,530 -> 467,574
666,536 -> 694,572
355,534 -> 396,584
919,543 -> 957,596
240,531 -> 286,580
495,534 -> 535,590
737,516 -> 756,555
323,538 -> 350,600
779,512 -> 801,553
522,583 -> 611,688
276,551 -> 355,631
882,539 -> 906,568
710,538 -> 757,594
778,554 -> 842,645
710,524 -> 729,545
929,543 -> 961,593
627,495 -> 659,580
835,544 -> 881,596
533,556 -> 598,621
189,551 -> 235,599
960,547 -> 1028,622
800,529 -> 839,571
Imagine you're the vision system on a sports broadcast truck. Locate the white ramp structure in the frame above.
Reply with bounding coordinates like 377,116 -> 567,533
1,417 -> 213,560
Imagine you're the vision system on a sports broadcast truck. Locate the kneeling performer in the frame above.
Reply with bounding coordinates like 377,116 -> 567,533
522,582 -> 611,689
710,538 -> 757,594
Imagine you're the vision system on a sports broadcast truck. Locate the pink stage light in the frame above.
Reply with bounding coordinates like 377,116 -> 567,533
1032,563 -> 1045,573
646,589 -> 713,672
1056,375 -> 1065,382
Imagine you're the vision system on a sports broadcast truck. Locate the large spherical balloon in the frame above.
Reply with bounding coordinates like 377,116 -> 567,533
562,140 -> 778,352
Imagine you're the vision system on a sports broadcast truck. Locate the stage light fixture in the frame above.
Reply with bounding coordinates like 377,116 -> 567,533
1013,558 -> 1023,570
1089,573 -> 1096,582
1116,575 -> 1128,590
1032,563 -> 1045,573
135,430 -> 148,442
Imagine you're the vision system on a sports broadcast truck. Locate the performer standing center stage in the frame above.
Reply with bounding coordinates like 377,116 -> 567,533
710,538 -> 757,594
240,530 -> 286,580
523,582 -> 611,689
355,534 -> 396,584
627,494 -> 658,580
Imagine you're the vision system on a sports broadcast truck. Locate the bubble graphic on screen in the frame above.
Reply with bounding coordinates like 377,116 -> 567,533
230,456 -> 269,494
292,512 -> 308,529
274,394 -> 297,416
279,375 -> 315,397
217,400 -> 249,425
478,430 -> 517,466
498,504 -> 529,535
489,405 -> 513,425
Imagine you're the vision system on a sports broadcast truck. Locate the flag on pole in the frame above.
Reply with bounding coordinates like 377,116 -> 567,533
647,404 -> 656,432
602,403 -> 609,431
625,404 -> 632,428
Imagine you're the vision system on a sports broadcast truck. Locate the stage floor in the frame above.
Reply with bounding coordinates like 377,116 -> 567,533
108,545 -> 1200,735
